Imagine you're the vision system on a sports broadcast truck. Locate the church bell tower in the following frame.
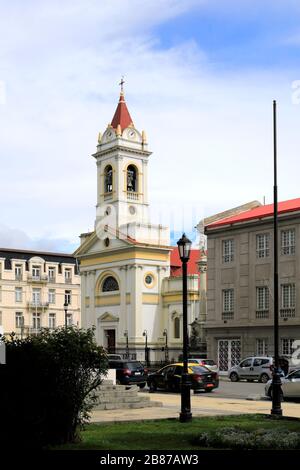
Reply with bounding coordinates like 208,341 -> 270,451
94,80 -> 152,237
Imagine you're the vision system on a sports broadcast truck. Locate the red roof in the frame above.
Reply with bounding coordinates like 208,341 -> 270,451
170,247 -> 200,277
111,92 -> 134,130
207,197 -> 300,229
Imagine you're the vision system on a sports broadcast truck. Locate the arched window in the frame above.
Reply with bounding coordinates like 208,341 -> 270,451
174,317 -> 180,339
102,276 -> 119,292
104,165 -> 113,193
127,165 -> 137,192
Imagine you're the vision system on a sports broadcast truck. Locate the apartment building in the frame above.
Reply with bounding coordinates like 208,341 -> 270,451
0,248 -> 81,337
204,198 -> 300,372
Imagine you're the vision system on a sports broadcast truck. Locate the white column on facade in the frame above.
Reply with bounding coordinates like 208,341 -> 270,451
118,265 -> 127,345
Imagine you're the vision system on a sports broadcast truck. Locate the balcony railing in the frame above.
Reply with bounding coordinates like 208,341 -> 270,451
256,310 -> 269,319
222,312 -> 234,320
28,274 -> 48,283
48,276 -> 56,283
65,278 -> 72,284
126,191 -> 139,201
280,308 -> 296,318
15,274 -> 22,281
28,301 -> 49,309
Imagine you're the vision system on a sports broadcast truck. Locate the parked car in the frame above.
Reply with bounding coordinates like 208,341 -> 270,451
189,358 -> 219,373
228,357 -> 274,383
147,362 -> 219,393
107,354 -> 123,360
108,360 -> 148,388
265,369 -> 300,399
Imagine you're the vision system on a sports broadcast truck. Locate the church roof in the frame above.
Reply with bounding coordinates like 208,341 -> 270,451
111,91 -> 134,130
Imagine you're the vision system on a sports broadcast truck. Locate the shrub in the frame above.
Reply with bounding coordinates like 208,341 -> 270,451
0,327 -> 107,448
193,426 -> 300,450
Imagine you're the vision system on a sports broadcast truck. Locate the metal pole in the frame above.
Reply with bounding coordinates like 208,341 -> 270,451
180,260 -> 192,422
271,99 -> 283,416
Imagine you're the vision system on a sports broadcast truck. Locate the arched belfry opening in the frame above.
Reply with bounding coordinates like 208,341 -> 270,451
104,165 -> 113,193
127,165 -> 138,192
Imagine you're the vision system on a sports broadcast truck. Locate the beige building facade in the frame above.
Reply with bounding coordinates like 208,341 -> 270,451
204,198 -> 300,372
0,248 -> 81,337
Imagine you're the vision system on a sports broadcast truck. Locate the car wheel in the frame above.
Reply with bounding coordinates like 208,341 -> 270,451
230,372 -> 239,382
138,383 -> 146,389
260,373 -> 270,384
149,381 -> 157,393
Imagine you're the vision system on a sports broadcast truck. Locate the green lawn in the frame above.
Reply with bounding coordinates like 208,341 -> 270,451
53,414 -> 300,450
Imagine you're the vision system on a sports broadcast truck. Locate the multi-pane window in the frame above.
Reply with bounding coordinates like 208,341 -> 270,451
48,289 -> 56,304
49,313 -> 56,329
281,229 -> 295,255
281,338 -> 295,356
256,339 -> 268,356
15,312 -> 23,328
66,313 -> 72,326
15,264 -> 22,280
64,268 -> 72,283
256,234 -> 270,258
15,287 -> 22,303
174,317 -> 180,339
281,284 -> 296,308
65,290 -> 71,305
222,289 -> 234,312
32,312 -> 41,330
32,266 -> 41,280
222,239 -> 234,263
0,263 -> 2,279
256,287 -> 269,311
32,288 -> 41,305
48,267 -> 55,282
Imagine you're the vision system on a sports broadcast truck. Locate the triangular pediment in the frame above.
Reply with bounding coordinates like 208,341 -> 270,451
74,226 -> 134,258
99,312 -> 119,322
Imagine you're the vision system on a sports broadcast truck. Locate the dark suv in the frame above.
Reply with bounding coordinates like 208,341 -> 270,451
108,360 -> 148,388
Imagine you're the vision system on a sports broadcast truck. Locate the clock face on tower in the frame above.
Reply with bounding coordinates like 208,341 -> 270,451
127,129 -> 136,140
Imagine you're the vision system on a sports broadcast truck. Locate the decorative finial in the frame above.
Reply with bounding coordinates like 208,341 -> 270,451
119,76 -> 125,93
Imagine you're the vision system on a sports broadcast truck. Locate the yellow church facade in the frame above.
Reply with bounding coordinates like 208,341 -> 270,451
75,86 -> 199,363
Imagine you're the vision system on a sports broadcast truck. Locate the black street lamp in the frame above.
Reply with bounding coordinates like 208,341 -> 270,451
143,329 -> 149,367
163,328 -> 169,363
177,232 -> 192,423
271,100 -> 283,416
64,301 -> 69,328
124,330 -> 129,359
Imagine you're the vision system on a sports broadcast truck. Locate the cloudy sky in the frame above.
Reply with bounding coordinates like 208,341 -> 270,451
0,0 -> 300,252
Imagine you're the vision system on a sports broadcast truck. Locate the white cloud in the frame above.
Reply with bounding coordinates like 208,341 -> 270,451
0,0 -> 300,252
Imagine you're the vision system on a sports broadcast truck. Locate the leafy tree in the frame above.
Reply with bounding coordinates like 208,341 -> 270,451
0,327 -> 107,448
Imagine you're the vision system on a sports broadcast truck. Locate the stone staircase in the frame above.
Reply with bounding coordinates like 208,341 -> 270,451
92,381 -> 163,411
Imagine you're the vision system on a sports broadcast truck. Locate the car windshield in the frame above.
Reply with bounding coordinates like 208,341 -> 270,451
190,366 -> 210,374
203,360 -> 216,366
125,362 -> 143,370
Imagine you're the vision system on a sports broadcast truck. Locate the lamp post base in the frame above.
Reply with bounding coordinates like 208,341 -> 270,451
179,411 -> 192,423
271,369 -> 283,416
179,373 -> 192,423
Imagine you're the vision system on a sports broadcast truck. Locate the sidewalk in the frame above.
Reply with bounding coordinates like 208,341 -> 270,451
91,392 -> 300,423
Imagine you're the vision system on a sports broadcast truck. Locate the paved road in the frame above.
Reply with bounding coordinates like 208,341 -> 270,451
143,378 -> 266,400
